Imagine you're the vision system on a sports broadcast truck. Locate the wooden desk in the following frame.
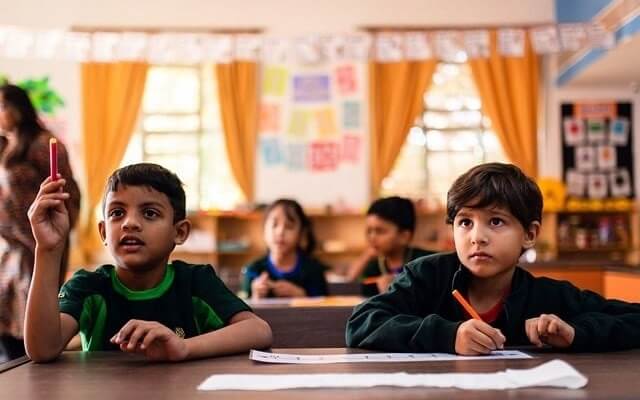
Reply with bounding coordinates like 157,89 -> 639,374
250,297 -> 363,348
2,348 -> 639,399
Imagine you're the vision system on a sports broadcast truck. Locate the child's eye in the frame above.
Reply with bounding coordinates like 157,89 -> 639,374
143,209 -> 160,219
457,218 -> 472,227
489,217 -> 504,227
108,209 -> 124,218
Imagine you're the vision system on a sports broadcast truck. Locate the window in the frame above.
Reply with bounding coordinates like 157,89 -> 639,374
122,64 -> 244,211
381,62 -> 507,206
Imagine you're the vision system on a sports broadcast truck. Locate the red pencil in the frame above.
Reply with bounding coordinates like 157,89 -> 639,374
452,289 -> 483,321
49,138 -> 58,181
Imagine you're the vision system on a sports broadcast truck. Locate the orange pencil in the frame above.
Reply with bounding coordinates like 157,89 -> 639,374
452,289 -> 483,321
49,138 -> 58,181
361,276 -> 380,285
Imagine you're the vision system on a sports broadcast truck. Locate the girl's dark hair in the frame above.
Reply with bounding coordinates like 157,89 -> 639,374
0,84 -> 48,165
446,162 -> 543,229
265,198 -> 317,254
103,163 -> 186,222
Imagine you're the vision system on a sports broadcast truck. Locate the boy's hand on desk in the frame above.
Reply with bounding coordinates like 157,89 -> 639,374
375,274 -> 395,293
271,280 -> 306,297
27,177 -> 70,251
525,314 -> 575,349
111,320 -> 188,362
455,319 -> 506,355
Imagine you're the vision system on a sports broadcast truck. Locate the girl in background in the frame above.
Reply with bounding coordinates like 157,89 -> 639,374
243,199 -> 328,299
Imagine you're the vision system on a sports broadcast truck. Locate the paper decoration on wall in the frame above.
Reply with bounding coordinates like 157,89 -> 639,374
260,137 -> 284,166
610,169 -> 631,197
286,142 -> 307,170
259,103 -> 280,132
586,24 -> 615,49
566,169 -> 586,197
498,29 -> 525,57
315,108 -> 339,138
342,101 -> 361,130
287,109 -> 311,137
335,65 -> 358,95
235,34 -> 262,60
341,134 -> 362,163
586,119 -> 606,143
404,31 -> 432,60
609,117 -> 629,145
464,30 -> 490,59
261,36 -> 290,64
293,75 -> 330,102
529,26 -> 561,54
263,66 -> 288,96
310,141 -> 340,171
597,145 -> 616,171
375,32 -> 404,62
575,146 -> 595,172
559,24 -> 588,52
563,117 -> 584,145
587,173 -> 607,199
434,31 -> 464,62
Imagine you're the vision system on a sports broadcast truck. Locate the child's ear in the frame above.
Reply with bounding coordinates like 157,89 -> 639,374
398,229 -> 412,245
98,221 -> 106,244
173,219 -> 191,245
523,221 -> 541,249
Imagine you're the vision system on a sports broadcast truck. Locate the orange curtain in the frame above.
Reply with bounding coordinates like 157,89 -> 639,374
215,62 -> 258,201
468,30 -> 539,178
369,60 -> 438,195
78,62 -> 148,262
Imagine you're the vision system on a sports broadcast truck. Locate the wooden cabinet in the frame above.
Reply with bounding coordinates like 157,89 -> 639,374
173,209 -> 454,277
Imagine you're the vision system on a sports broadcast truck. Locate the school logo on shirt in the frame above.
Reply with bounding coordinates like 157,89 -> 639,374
175,327 -> 185,338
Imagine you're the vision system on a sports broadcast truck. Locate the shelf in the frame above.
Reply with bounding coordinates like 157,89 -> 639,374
557,246 -> 628,253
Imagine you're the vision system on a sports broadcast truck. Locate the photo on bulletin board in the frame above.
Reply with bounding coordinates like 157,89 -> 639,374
561,102 -> 634,199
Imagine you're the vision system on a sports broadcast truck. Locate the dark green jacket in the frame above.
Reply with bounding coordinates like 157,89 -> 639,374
346,252 -> 640,353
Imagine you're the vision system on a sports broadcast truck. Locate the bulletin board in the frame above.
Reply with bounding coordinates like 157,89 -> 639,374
255,62 -> 368,209
561,102 -> 634,199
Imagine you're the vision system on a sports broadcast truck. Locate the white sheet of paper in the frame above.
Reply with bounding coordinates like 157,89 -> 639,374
249,349 -> 531,364
197,359 -> 587,391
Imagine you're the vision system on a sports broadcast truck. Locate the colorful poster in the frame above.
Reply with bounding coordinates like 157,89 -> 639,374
315,108 -> 338,138
575,146 -> 595,172
287,109 -> 311,137
609,117 -> 629,145
610,169 -> 632,197
263,66 -> 288,96
342,134 -> 361,163
286,142 -> 307,171
597,145 -> 616,171
260,136 -> 284,166
587,173 -> 607,199
293,75 -> 330,102
259,103 -> 280,133
566,170 -> 586,197
342,101 -> 361,130
335,65 -> 358,95
563,117 -> 584,145
309,141 -> 340,171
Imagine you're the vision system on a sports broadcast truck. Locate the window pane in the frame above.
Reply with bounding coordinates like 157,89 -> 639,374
143,67 -> 200,113
144,133 -> 199,155
143,115 -> 200,132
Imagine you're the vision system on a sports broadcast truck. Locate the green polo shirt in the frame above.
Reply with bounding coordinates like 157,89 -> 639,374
58,260 -> 250,351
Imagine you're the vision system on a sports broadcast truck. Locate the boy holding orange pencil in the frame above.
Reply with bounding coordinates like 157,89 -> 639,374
346,163 -> 640,355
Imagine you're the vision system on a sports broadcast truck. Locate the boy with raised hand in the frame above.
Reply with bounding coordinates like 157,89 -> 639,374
24,163 -> 272,362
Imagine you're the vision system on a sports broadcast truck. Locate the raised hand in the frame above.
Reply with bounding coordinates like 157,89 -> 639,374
27,176 -> 70,251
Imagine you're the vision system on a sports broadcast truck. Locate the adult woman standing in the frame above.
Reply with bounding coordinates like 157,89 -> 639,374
0,84 -> 80,361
